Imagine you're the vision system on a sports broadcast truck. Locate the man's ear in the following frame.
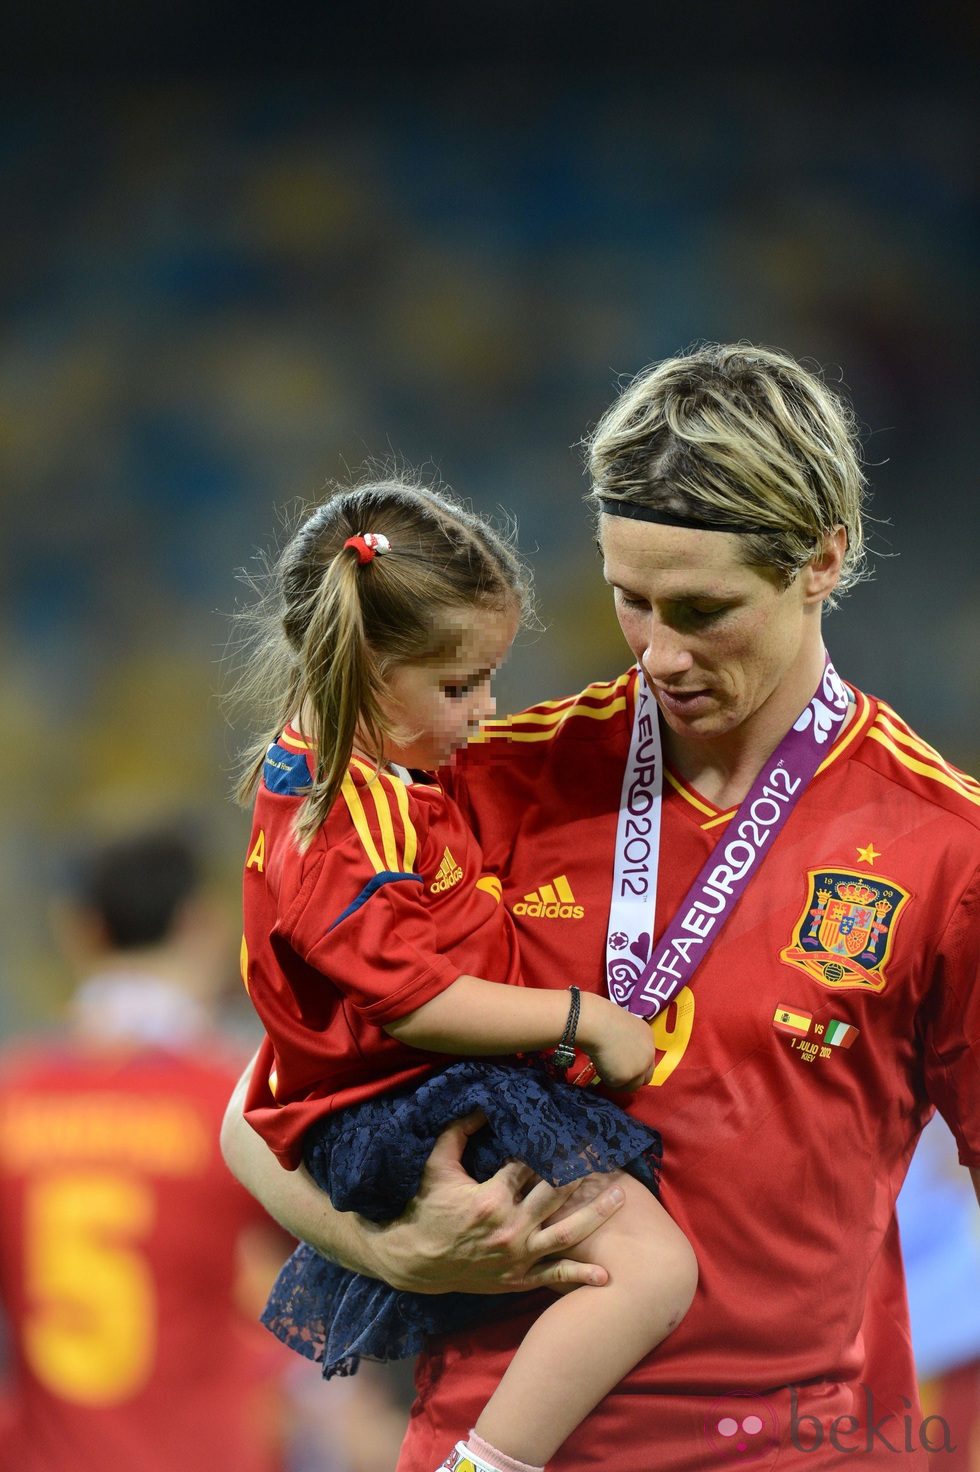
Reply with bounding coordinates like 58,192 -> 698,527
802,526 -> 847,604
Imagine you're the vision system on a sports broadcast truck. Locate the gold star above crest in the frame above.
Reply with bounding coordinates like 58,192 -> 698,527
856,842 -> 881,866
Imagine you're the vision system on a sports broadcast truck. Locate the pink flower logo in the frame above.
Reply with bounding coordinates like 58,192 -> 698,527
702,1395 -> 780,1467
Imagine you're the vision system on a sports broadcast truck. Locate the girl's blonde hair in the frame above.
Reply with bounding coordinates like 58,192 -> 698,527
586,342 -> 869,602
234,476 -> 530,846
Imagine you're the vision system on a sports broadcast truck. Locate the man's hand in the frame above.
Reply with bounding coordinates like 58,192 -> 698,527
222,1059 -> 626,1294
360,1112 -> 626,1293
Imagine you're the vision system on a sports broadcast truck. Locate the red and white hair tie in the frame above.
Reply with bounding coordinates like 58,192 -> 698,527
343,532 -> 391,565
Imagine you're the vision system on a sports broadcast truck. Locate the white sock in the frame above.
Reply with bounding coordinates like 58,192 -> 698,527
437,1430 -> 544,1472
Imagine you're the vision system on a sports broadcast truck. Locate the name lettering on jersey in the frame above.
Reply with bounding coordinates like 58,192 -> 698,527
513,874 -> 584,920
780,868 -> 911,993
430,846 -> 464,894
246,829 -> 265,873
772,1006 -> 862,1064
0,1096 -> 211,1174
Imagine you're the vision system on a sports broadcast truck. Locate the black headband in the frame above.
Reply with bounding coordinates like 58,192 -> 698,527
596,496 -> 774,536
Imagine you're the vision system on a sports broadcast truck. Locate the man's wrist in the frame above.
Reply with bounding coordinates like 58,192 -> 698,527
330,1210 -> 388,1282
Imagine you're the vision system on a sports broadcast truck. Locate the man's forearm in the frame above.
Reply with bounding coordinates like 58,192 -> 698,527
971,1165 -> 980,1209
220,1054 -> 382,1277
220,1054 -> 628,1296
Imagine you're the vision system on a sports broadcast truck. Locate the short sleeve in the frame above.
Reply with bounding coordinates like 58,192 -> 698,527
922,866 -> 980,1165
281,769 -> 460,1025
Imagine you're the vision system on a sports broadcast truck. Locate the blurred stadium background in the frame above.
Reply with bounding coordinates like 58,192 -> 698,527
0,1 -> 977,1464
3,2 -> 977,1032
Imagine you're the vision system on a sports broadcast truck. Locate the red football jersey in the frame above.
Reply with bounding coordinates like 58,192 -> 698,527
396,669 -> 980,1472
0,1038 -> 287,1472
241,731 -> 523,1168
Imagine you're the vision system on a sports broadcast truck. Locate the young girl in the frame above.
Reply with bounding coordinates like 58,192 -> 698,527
236,477 -> 697,1472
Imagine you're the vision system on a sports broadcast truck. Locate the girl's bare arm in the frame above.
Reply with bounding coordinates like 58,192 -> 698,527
385,974 -> 654,1091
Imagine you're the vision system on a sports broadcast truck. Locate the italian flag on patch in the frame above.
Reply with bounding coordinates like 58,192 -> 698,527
825,1018 -> 859,1048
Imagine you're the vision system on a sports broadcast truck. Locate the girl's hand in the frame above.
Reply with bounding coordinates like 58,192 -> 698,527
577,993 -> 656,1091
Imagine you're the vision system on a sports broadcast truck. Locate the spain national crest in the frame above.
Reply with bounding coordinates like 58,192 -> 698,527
780,868 -> 911,992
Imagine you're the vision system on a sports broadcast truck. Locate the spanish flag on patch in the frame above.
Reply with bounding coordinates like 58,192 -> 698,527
773,1005 -> 812,1037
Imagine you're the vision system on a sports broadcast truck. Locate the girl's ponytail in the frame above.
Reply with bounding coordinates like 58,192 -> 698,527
232,474 -> 531,850
296,545 -> 385,846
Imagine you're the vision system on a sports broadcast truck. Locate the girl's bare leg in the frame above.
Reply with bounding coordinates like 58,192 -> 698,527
473,1172 -> 697,1466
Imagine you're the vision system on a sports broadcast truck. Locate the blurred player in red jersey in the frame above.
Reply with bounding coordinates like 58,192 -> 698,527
223,344 -> 980,1472
0,827 -> 294,1472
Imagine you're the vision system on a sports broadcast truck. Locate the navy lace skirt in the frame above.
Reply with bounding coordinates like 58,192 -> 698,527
261,1059 -> 661,1378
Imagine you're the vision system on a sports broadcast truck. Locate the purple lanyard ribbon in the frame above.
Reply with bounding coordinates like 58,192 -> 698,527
608,655 -> 850,1020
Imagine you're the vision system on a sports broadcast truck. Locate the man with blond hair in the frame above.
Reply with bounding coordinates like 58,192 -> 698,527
223,344 -> 979,1472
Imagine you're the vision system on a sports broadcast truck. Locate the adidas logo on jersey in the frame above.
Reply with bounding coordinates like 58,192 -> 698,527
431,846 -> 464,894
513,874 -> 584,919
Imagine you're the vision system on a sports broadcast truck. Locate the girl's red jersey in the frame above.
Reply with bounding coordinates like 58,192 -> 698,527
241,731 -> 523,1168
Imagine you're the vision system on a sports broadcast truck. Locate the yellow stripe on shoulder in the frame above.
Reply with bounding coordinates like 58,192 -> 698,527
386,770 -> 418,872
866,728 -> 980,807
348,758 -> 419,872
279,728 -> 312,751
340,770 -> 386,873
873,704 -> 980,794
473,675 -> 632,744
476,700 -> 628,742
515,673 -> 634,719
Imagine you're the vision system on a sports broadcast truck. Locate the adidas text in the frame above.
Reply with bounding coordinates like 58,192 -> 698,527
432,866 -> 464,893
513,899 -> 584,919
431,847 -> 464,893
513,876 -> 583,919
